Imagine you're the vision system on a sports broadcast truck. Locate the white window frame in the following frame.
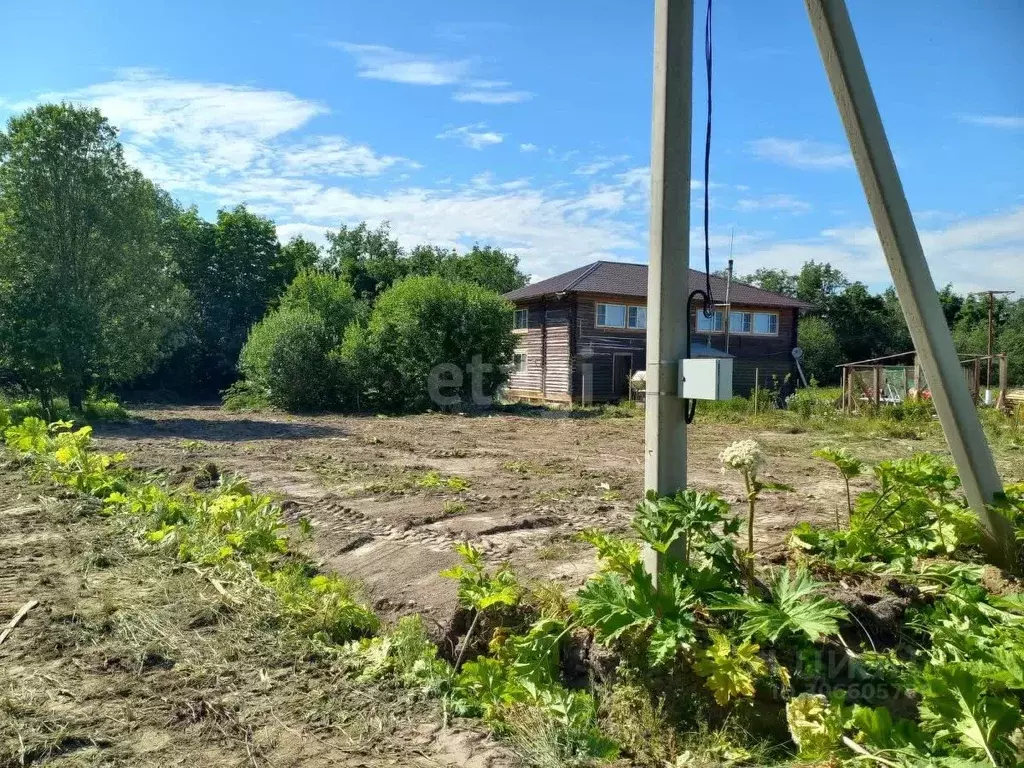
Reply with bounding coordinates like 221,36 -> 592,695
627,305 -> 647,330
752,311 -> 779,336
512,350 -> 528,374
696,309 -> 725,332
727,310 -> 779,336
513,308 -> 529,333
596,302 -> 627,328
695,308 -> 779,335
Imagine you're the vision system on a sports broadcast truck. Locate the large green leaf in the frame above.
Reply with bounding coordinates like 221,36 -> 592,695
727,566 -> 847,643
918,665 -> 1021,765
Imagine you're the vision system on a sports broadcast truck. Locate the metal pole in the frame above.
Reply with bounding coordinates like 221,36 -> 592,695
805,0 -> 1015,567
643,0 -> 693,579
724,257 -> 733,354
987,292 -> 994,389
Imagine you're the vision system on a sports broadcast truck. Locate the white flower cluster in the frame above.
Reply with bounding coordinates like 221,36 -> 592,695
718,439 -> 765,477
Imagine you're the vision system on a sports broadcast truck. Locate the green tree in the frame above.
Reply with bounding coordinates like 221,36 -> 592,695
442,244 -> 528,295
798,316 -> 843,384
324,221 -> 406,303
281,235 -> 322,276
937,284 -> 964,327
341,275 -> 514,412
796,261 -> 848,309
741,268 -> 797,297
999,323 -> 1024,386
826,282 -> 892,363
880,287 -> 913,353
0,104 -> 188,409
277,269 -> 358,342
239,308 -> 341,412
169,205 -> 286,388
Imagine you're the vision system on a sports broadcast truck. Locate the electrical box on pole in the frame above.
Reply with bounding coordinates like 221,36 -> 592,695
679,359 -> 733,401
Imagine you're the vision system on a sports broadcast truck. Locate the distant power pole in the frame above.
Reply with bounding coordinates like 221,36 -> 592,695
968,290 -> 1014,390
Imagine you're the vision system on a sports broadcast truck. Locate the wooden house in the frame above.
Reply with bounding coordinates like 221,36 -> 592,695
503,260 -> 812,404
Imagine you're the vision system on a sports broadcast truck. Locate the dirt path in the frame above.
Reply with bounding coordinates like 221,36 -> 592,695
85,405 -> 976,627
0,464 -> 514,767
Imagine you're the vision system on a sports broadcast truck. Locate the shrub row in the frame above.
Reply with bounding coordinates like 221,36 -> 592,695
234,272 -> 514,413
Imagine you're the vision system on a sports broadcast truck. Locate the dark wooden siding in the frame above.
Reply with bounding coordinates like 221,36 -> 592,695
506,297 -> 572,402
689,302 -> 800,395
509,293 -> 800,403
572,293 -> 648,403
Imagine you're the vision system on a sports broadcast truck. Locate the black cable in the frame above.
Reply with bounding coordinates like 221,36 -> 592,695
701,0 -> 715,315
684,289 -> 709,423
684,0 -> 716,426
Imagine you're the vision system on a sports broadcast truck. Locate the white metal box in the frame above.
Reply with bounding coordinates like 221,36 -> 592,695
678,358 -> 733,401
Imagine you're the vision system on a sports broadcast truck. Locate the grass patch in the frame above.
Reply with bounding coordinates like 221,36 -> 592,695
415,470 -> 471,492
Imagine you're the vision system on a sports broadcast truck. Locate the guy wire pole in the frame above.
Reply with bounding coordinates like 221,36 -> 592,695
644,0 -> 693,581
805,0 -> 1016,568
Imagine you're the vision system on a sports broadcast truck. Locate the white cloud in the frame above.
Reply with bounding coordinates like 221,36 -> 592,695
733,206 -> 1024,294
32,68 -> 327,181
17,72 -> 642,280
436,123 -> 504,150
748,138 -> 852,170
735,194 -> 812,214
333,43 -> 469,86
958,114 -> 1024,129
335,43 -> 530,104
454,81 -> 533,104
519,143 -> 538,152
30,70 -> 416,190
279,137 -> 412,177
20,71 -> 1020,293
574,155 -> 630,176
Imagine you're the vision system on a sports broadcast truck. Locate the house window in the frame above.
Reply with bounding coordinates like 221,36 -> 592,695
627,306 -> 647,330
753,312 -> 778,335
513,351 -> 527,373
696,309 -> 724,332
596,303 -> 627,328
730,311 -> 752,334
728,311 -> 778,335
513,308 -> 528,332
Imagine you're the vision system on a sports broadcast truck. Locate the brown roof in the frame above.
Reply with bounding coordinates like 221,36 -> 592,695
503,260 -> 812,309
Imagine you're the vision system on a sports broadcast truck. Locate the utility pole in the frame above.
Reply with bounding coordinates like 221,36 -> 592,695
643,0 -> 692,579
805,0 -> 1016,568
968,290 -> 1014,397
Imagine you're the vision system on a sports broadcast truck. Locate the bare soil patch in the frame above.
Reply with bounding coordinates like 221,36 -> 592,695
89,405 -> 1017,629
0,462 -> 513,767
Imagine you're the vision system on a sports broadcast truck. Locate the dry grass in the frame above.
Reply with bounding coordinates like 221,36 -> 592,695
0,466 -> 508,768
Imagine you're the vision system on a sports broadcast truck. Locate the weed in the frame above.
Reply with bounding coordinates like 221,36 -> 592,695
719,439 -> 767,584
812,445 -> 864,527
415,470 -> 470,492
442,499 -> 467,516
598,678 -> 678,767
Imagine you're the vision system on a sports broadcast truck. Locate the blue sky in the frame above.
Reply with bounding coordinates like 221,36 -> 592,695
1,0 -> 1022,293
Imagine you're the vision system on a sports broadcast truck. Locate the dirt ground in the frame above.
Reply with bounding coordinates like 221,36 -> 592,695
0,463 -> 516,767
86,404 -> 1024,628
4,405 -> 1022,766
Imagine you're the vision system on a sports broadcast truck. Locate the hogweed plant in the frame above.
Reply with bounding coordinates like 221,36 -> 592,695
719,439 -> 766,585
812,446 -> 864,528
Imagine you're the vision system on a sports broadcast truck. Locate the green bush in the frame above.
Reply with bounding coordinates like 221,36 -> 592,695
238,308 -> 343,412
277,269 -> 358,341
341,275 -> 514,412
798,316 -> 842,385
